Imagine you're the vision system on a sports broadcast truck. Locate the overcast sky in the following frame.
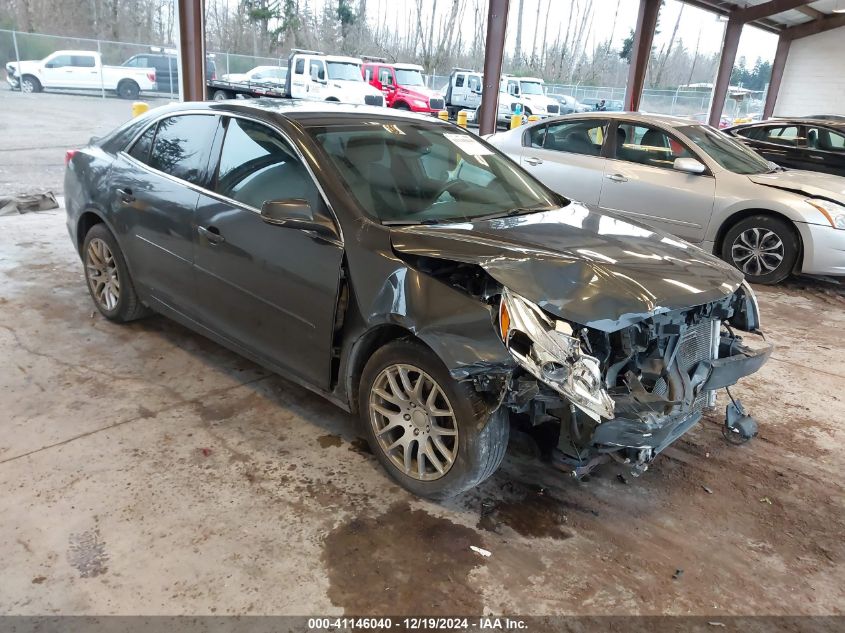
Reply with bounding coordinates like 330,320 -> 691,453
364,0 -> 778,66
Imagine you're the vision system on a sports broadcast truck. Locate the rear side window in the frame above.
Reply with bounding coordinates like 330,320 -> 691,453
542,119 -> 608,156
71,55 -> 96,68
455,74 -> 465,88
128,125 -> 156,163
48,55 -> 72,68
148,115 -> 218,185
214,117 -> 321,211
295,58 -> 305,74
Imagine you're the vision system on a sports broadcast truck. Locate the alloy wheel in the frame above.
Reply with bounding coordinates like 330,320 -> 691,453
86,238 -> 121,311
731,227 -> 784,277
21,79 -> 34,94
368,363 -> 459,481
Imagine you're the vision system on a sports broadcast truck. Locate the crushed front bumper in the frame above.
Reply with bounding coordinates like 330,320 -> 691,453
593,338 -> 772,454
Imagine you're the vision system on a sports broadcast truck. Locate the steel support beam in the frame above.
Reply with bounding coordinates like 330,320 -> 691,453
177,0 -> 206,101
763,36 -> 790,119
624,0 -> 660,112
478,0 -> 509,136
708,16 -> 742,128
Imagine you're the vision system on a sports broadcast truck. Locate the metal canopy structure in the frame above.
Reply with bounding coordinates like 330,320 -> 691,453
173,1 -> 844,132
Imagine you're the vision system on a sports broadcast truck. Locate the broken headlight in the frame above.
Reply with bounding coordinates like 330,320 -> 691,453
730,280 -> 761,332
498,288 -> 615,421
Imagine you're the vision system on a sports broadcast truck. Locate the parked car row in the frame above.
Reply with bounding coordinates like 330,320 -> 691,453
64,100 -> 772,499
486,112 -> 845,284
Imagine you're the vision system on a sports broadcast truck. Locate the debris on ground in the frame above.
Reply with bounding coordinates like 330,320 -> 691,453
708,623 -> 726,627
470,546 -> 492,558
702,485 -> 713,494
0,193 -> 59,216
672,568 -> 684,580
760,497 -> 772,505
617,474 -> 628,485
200,447 -> 212,457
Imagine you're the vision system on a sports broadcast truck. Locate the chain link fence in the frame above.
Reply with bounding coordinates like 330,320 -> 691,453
1,29 -> 765,119
0,29 -> 286,99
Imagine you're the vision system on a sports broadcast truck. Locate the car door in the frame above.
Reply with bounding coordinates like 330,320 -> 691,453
801,125 -> 845,177
518,118 -> 609,206
598,121 -> 715,243
735,124 -> 805,168
192,115 -> 344,388
110,113 -> 219,315
70,54 -> 100,89
40,53 -> 74,87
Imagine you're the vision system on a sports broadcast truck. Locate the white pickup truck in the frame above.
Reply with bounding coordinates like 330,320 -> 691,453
6,50 -> 156,99
287,50 -> 384,106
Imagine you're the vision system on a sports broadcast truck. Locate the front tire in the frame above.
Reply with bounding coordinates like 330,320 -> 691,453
20,75 -> 41,94
212,89 -> 232,101
358,339 -> 509,499
394,102 -> 410,111
721,214 -> 798,284
82,223 -> 149,322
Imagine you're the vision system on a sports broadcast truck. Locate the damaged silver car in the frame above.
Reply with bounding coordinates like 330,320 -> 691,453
64,101 -> 771,499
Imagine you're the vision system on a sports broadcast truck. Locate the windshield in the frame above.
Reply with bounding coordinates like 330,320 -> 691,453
395,68 -> 425,86
309,121 -> 564,224
520,81 -> 544,95
678,124 -> 772,174
327,61 -> 363,81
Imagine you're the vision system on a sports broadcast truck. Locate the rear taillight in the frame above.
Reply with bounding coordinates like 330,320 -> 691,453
65,150 -> 78,166
147,71 -> 156,82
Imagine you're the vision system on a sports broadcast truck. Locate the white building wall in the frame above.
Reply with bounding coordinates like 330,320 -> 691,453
774,26 -> 845,117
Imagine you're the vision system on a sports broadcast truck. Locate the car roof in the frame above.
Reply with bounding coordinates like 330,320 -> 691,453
168,99 -> 447,125
734,117 -> 845,129
546,111 -> 697,128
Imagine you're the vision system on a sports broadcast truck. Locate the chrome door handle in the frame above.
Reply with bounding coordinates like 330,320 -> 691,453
606,173 -> 628,183
525,156 -> 543,166
198,225 -> 225,244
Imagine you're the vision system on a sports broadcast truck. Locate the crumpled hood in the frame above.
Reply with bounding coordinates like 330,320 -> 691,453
390,203 -> 743,332
747,170 -> 845,205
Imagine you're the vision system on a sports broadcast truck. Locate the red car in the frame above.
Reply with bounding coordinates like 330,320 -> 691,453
362,60 -> 445,114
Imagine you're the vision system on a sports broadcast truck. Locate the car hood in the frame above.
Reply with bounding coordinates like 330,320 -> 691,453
389,203 -> 743,332
747,170 -> 845,205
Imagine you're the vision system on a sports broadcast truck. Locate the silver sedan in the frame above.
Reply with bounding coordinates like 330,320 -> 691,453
487,112 -> 845,284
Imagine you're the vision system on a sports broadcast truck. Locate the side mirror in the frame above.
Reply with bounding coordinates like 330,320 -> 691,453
673,157 -> 706,175
260,199 -> 336,238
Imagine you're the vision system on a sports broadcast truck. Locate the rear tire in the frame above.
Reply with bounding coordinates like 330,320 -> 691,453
82,223 -> 149,322
117,80 -> 140,100
358,339 -> 509,499
212,89 -> 231,101
20,75 -> 41,94
720,214 -> 799,285
394,102 -> 411,110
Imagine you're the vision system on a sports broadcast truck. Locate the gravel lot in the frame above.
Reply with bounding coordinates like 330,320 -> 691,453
1,91 -> 844,621
0,88 -> 171,197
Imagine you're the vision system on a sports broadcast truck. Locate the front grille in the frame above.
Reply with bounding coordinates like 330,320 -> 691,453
364,95 -> 384,107
429,97 -> 444,110
547,104 -> 560,114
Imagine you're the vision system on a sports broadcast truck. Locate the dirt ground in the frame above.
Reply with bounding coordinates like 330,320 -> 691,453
1,209 -> 843,619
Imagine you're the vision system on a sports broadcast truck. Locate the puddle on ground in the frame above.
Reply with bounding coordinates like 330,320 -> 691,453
323,501 -> 485,615
478,491 -> 574,540
348,437 -> 373,456
317,434 -> 342,448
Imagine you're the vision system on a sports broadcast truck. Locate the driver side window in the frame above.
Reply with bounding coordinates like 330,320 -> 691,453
214,117 -> 321,212
378,68 -> 392,86
614,123 -> 691,169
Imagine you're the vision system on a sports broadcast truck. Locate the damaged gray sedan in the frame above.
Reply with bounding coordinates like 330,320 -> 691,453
64,100 -> 771,498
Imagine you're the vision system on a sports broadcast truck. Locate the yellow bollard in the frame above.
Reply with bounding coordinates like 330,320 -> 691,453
456,110 -> 468,128
438,110 -> 449,121
132,101 -> 150,118
527,114 -> 540,123
510,113 -> 522,129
